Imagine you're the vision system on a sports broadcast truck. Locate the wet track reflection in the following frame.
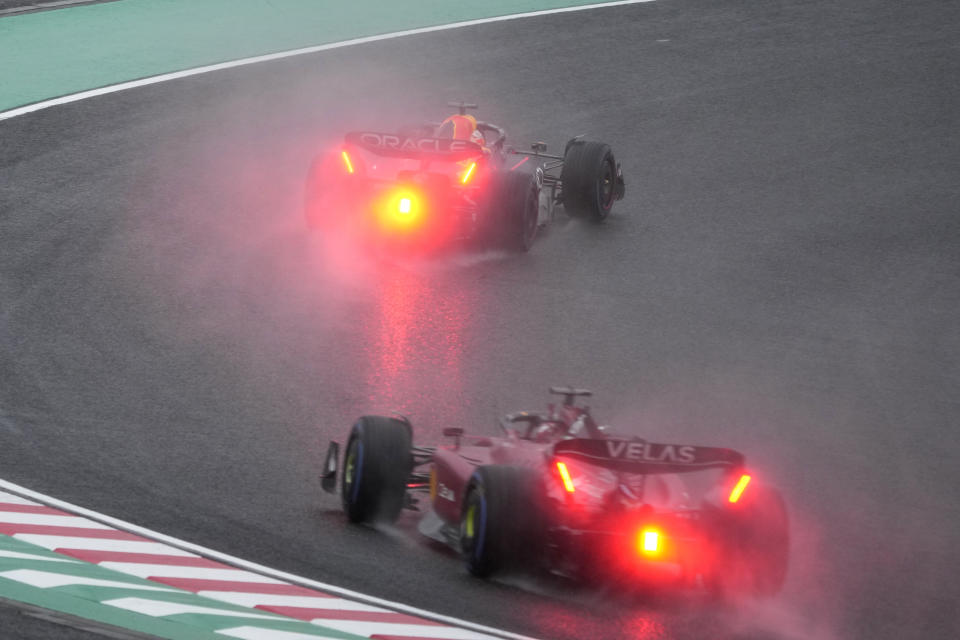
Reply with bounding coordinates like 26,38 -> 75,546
364,261 -> 471,420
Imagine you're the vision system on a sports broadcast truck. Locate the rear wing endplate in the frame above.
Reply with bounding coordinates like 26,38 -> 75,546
553,438 -> 745,474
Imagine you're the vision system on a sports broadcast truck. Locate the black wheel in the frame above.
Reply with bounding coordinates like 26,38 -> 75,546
341,415 -> 413,524
708,485 -> 789,598
560,140 -> 620,221
460,465 -> 543,577
483,171 -> 539,252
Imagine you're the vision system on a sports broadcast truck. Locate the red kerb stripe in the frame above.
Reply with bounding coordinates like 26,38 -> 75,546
0,504 -> 65,515
150,578 -> 325,596
55,549 -> 223,567
258,606 -> 442,625
1,524 -> 144,539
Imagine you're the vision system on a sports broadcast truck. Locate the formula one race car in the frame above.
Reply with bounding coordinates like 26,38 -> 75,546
304,102 -> 625,251
320,388 -> 789,597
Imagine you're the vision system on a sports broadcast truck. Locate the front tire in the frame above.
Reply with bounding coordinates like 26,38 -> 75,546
560,140 -> 621,221
460,465 -> 543,577
341,416 -> 413,524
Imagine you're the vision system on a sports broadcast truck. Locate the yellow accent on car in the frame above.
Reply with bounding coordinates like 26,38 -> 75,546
464,503 -> 476,539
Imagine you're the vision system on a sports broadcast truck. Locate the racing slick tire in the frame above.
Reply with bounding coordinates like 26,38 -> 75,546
341,416 -> 413,524
484,171 -> 539,252
707,484 -> 790,598
460,465 -> 543,577
560,140 -> 621,222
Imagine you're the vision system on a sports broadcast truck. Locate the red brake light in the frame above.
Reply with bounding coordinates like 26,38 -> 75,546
556,461 -> 575,493
341,150 -> 354,174
638,528 -> 661,555
728,474 -> 751,503
375,190 -> 422,232
460,162 -> 477,184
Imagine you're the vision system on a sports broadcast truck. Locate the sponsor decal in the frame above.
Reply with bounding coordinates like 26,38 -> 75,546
605,441 -> 697,463
553,438 -> 745,471
351,132 -> 477,154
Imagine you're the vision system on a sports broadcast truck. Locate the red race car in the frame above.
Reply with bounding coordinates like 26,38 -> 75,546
304,103 -> 625,252
321,387 -> 789,597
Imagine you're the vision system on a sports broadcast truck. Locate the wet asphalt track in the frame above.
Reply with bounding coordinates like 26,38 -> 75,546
1,0 -> 959,638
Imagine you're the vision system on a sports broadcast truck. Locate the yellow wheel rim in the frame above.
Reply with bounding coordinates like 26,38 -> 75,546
464,503 -> 476,540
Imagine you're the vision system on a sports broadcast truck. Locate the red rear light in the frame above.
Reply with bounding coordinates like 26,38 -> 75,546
556,461 -> 575,493
460,162 -> 477,184
638,528 -> 661,556
376,190 -> 422,232
728,474 -> 751,503
341,150 -> 354,174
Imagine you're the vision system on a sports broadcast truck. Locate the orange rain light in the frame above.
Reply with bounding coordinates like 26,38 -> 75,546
728,474 -> 752,503
556,461 -> 575,493
460,162 -> 477,184
341,150 -> 354,174
638,528 -> 661,555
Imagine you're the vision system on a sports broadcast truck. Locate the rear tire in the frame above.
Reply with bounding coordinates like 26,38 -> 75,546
460,465 -> 543,577
483,171 -> 539,252
341,416 -> 413,524
560,140 -> 619,221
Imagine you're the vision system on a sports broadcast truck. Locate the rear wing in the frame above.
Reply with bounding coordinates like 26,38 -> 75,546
345,131 -> 482,160
553,438 -> 745,474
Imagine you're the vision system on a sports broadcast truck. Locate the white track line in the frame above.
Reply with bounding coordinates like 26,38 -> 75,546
0,492 -> 39,505
13,535 -> 196,555
199,592 -> 383,612
0,1 -> 109,17
0,512 -> 113,528
0,0 -> 654,122
0,550 -> 79,563
0,478 -> 537,640
103,597 -> 284,620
